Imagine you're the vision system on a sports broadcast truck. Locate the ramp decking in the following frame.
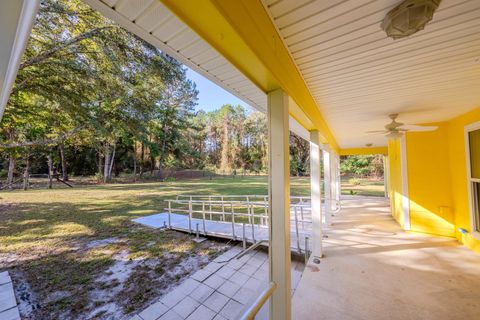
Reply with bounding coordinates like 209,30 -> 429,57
133,212 -> 313,253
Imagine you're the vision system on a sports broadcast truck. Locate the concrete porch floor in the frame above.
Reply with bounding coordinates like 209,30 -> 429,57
292,197 -> 480,320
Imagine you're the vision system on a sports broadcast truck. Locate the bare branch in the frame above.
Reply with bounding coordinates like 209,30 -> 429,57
0,127 -> 84,148
19,27 -> 115,70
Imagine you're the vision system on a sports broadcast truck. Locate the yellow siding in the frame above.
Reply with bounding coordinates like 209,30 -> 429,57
339,147 -> 388,156
388,139 -> 404,227
388,107 -> 480,253
406,125 -> 455,237
447,108 -> 480,253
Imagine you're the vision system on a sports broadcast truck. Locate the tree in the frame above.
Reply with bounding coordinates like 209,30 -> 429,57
340,155 -> 384,178
0,0 -> 197,185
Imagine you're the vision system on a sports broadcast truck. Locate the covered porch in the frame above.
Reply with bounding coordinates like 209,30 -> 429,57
294,196 -> 480,320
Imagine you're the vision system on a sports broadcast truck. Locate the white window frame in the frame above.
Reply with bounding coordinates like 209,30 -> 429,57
464,121 -> 480,240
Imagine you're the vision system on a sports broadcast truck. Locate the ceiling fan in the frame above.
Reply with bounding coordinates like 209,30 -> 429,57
366,114 -> 438,139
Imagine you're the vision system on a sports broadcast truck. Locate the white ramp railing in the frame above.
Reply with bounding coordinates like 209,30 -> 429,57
164,196 -> 315,254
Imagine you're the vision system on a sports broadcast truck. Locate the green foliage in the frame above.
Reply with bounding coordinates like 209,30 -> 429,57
340,155 -> 384,178
349,178 -> 361,185
0,0 -> 311,183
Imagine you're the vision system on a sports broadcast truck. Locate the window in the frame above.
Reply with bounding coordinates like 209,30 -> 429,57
466,125 -> 480,235
473,182 -> 480,232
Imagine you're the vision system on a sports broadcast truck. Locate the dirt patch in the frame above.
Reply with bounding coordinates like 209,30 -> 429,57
3,232 -> 230,320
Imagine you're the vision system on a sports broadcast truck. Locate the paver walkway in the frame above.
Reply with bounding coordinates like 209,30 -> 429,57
131,246 -> 304,320
0,271 -> 20,320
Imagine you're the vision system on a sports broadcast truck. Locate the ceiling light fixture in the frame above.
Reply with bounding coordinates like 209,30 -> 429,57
381,0 -> 441,39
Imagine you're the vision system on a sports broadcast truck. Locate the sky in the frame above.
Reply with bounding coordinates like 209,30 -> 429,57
185,67 -> 252,113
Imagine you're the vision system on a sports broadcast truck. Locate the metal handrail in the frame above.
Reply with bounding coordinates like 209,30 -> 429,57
235,240 -> 269,260
164,197 -> 319,253
239,282 -> 277,320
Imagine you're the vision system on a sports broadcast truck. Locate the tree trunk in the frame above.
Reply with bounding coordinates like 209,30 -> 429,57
150,155 -> 155,176
98,151 -> 103,176
7,154 -> 15,189
140,142 -> 144,177
47,151 -> 53,189
108,144 -> 116,181
7,130 -> 15,189
133,142 -> 137,182
59,143 -> 68,181
103,145 -> 110,183
23,155 -> 29,191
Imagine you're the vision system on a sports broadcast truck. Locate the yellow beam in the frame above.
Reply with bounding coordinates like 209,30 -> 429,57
159,0 -> 339,152
339,147 -> 388,156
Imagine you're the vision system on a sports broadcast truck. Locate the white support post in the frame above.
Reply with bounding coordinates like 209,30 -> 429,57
383,155 -> 389,198
310,131 -> 323,259
332,153 -> 341,201
323,149 -> 332,227
267,89 -> 291,320
332,153 -> 340,203
336,155 -> 341,202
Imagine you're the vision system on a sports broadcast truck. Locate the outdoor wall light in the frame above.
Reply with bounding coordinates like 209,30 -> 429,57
381,0 -> 441,39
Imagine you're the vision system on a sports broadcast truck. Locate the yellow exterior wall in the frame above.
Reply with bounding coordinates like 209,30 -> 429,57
339,147 -> 388,156
388,107 -> 480,253
406,124 -> 455,237
447,108 -> 480,253
388,139 -> 404,228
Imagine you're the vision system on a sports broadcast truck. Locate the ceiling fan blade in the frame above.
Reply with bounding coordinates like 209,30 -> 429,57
365,130 -> 389,134
402,124 -> 438,132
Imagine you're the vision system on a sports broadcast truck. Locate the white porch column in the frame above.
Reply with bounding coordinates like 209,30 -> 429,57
329,153 -> 339,204
383,155 -> 389,198
267,89 -> 291,320
335,154 -> 341,202
323,149 -> 332,226
310,130 -> 323,259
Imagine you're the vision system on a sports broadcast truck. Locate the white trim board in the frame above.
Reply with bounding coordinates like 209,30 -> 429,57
400,135 -> 411,230
464,121 -> 480,240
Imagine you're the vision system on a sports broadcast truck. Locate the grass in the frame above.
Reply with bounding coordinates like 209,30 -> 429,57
341,177 -> 385,197
0,175 -> 382,319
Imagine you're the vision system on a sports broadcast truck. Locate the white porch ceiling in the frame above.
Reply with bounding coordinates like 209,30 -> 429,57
262,0 -> 480,148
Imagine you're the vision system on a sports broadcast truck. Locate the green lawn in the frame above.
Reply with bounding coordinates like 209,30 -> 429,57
341,177 -> 386,197
0,175 -> 382,319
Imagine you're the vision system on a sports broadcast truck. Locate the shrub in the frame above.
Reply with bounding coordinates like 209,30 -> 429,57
349,178 -> 361,185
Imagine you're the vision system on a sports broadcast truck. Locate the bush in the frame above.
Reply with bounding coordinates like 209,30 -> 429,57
349,178 -> 361,185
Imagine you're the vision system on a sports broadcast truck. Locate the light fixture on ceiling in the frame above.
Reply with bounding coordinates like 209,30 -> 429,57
381,0 -> 441,39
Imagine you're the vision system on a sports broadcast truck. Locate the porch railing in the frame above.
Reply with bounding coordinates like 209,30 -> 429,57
239,282 -> 277,320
